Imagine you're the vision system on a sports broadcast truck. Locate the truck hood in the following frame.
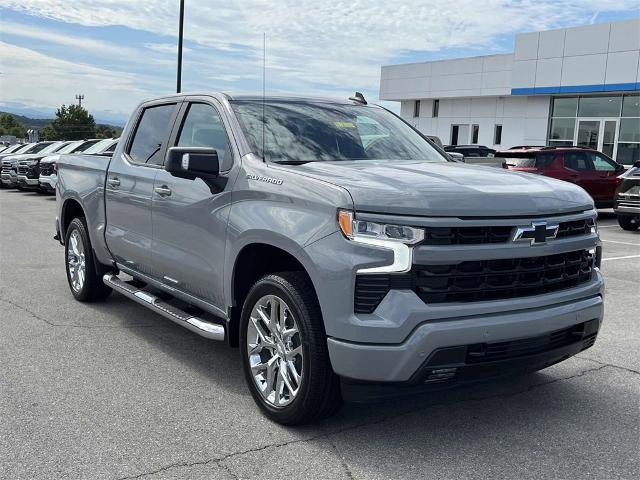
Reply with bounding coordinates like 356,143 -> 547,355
284,160 -> 594,217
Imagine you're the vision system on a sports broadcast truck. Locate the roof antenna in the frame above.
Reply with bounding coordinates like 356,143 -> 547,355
262,32 -> 266,162
349,92 -> 367,104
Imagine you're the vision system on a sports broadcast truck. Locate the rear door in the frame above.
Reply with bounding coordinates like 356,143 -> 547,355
105,101 -> 180,276
562,151 -> 600,199
151,99 -> 238,308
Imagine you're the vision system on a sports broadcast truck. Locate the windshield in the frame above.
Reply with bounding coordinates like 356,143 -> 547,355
74,139 -> 100,152
55,141 -> 84,154
82,139 -> 115,154
1,144 -> 24,154
39,142 -> 68,155
27,142 -> 55,154
231,100 -> 447,164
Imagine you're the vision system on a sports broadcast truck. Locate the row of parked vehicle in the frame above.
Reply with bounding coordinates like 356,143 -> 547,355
436,142 -> 639,231
0,138 -> 118,192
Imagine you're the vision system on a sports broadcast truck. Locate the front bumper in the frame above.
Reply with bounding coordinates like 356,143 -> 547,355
39,174 -> 57,191
328,285 -> 603,383
17,175 -> 39,188
1,171 -> 17,186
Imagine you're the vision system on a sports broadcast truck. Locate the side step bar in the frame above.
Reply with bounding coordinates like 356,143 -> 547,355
103,274 -> 225,341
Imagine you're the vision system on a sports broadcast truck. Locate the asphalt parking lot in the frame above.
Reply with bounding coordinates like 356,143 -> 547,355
0,188 -> 638,480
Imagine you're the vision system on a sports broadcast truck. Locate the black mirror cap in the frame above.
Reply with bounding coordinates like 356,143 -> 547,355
633,160 -> 640,169
165,147 -> 219,179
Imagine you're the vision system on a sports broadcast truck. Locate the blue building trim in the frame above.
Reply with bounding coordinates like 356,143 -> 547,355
512,83 -> 640,95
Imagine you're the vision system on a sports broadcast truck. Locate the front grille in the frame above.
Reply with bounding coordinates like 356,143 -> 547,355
465,321 -> 596,364
40,164 -> 54,176
423,218 -> 594,245
354,249 -> 594,313
17,166 -> 28,175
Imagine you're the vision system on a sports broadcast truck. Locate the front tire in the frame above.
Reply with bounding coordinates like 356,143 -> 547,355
617,215 -> 639,231
239,272 -> 341,425
65,217 -> 112,302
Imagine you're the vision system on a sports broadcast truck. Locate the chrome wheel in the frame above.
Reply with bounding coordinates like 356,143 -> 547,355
67,229 -> 86,293
246,295 -> 304,408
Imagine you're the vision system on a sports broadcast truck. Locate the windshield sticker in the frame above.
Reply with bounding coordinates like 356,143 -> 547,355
334,121 -> 355,128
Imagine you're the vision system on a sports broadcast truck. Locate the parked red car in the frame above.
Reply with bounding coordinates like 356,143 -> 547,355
498,147 -> 626,208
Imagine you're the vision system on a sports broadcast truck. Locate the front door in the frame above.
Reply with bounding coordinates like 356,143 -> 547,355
575,119 -> 619,158
151,100 -> 237,309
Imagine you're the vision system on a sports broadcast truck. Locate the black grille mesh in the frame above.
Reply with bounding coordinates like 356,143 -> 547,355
354,250 -> 594,313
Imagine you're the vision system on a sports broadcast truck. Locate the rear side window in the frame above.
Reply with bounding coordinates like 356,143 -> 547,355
564,152 -> 591,171
128,104 -> 177,165
590,153 -> 617,171
177,103 -> 231,168
535,153 -> 555,167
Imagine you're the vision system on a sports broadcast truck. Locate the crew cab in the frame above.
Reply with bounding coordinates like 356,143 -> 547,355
38,139 -> 104,192
499,146 -> 626,208
614,160 -> 640,230
56,93 -> 604,425
444,145 -> 505,168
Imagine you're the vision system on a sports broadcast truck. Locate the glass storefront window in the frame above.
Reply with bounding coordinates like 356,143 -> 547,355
578,96 -> 622,117
552,97 -> 578,117
622,94 -> 640,118
619,118 -> 640,143
617,143 -> 640,164
549,118 -> 575,140
548,140 -> 574,147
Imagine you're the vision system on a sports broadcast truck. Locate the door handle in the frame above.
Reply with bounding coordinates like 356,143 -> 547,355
107,177 -> 120,187
154,186 -> 172,197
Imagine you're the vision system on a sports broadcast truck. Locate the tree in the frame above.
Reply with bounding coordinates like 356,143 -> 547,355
0,113 -> 27,138
96,124 -> 119,139
40,104 -> 97,140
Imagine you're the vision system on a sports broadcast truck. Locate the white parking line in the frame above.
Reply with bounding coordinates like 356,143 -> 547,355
597,225 -> 620,229
601,239 -> 640,247
601,254 -> 640,261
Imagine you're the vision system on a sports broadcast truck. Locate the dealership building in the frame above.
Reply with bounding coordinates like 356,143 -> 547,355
379,19 -> 640,164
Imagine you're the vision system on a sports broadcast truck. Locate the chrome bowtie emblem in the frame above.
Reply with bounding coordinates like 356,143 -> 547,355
512,221 -> 559,245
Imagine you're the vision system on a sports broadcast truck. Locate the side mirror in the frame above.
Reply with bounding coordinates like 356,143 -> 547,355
165,147 -> 219,179
615,163 -> 626,172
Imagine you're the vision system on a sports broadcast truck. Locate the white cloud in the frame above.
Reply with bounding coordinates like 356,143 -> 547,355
0,1 -> 638,118
0,41 -> 157,118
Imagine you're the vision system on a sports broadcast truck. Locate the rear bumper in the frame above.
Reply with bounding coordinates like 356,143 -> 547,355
328,279 -> 604,383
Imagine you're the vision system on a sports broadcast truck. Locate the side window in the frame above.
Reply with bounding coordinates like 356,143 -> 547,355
564,152 -> 591,171
591,153 -> 617,171
177,103 -> 231,169
535,153 -> 555,168
128,104 -> 177,165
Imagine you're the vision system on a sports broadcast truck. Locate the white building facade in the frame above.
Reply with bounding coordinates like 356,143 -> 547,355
379,19 -> 640,164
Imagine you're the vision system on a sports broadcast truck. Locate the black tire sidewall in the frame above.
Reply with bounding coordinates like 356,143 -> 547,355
239,275 -> 322,423
64,218 -> 93,301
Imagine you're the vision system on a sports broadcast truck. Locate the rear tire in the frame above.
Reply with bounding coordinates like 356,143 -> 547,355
65,217 -> 112,302
239,272 -> 342,425
617,215 -> 639,231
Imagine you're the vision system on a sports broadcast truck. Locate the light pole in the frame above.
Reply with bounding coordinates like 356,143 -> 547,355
177,0 -> 184,93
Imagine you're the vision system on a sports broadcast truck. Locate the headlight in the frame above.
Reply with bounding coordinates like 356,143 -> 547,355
338,210 -> 424,245
338,210 -> 424,274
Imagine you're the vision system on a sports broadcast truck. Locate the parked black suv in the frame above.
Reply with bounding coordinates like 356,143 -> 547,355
444,145 -> 497,157
614,160 -> 640,231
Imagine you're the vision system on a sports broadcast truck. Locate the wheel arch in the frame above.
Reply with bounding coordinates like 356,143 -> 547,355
227,241 -> 320,347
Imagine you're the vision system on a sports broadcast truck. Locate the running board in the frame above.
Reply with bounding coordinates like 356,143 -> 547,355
103,273 -> 225,341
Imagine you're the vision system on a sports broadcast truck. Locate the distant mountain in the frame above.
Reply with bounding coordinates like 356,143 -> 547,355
0,102 -> 128,127
1,112 -> 51,130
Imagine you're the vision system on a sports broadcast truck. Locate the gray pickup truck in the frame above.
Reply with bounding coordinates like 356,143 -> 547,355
56,93 -> 604,424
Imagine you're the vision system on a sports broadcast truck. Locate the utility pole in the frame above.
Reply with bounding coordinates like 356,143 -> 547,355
75,94 -> 85,107
176,0 -> 185,93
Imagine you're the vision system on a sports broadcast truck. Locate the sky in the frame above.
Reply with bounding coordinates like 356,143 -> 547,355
0,1 -> 639,125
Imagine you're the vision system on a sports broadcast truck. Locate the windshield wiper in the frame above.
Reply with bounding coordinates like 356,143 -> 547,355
271,160 -> 315,165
